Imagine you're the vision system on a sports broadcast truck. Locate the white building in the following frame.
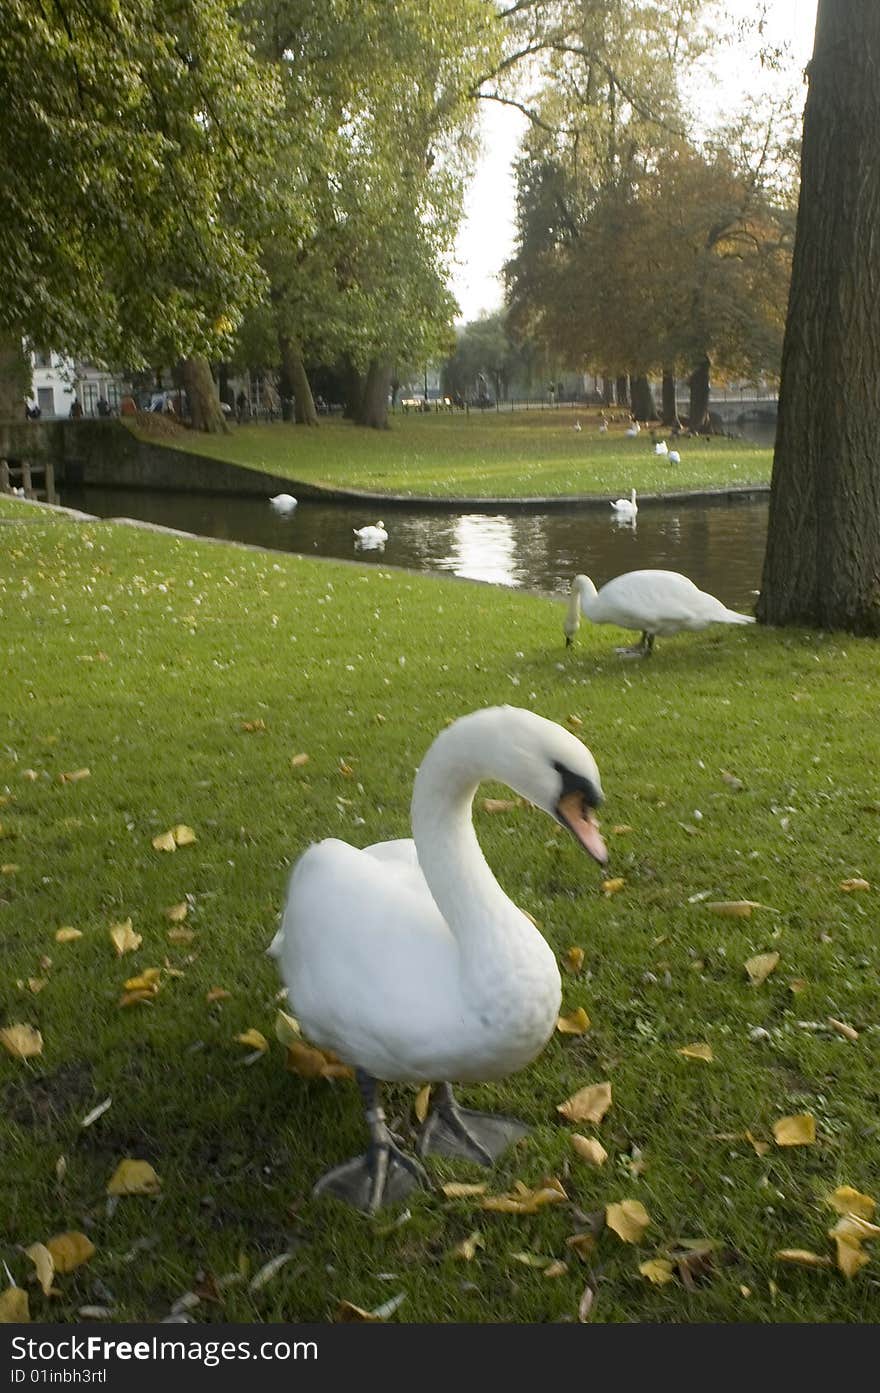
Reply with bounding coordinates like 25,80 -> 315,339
26,348 -> 128,418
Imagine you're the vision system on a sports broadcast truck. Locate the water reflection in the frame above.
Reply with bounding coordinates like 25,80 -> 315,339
61,484 -> 769,611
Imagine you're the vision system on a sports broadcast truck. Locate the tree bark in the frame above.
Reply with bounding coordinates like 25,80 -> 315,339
661,368 -> 679,427
279,335 -> 318,426
601,375 -> 614,407
355,359 -> 392,429
757,2 -> 880,634
342,358 -> 364,419
687,356 -> 712,432
615,374 -> 629,408
630,374 -> 657,421
180,356 -> 228,433
0,335 -> 30,419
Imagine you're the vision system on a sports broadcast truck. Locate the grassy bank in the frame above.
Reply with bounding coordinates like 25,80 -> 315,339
140,409 -> 772,500
2,510 -> 879,1325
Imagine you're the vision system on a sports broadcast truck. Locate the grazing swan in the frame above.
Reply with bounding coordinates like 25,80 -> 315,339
564,570 -> 756,657
353,520 -> 388,545
598,421 -> 608,434
624,421 -> 640,437
654,440 -> 668,456
271,706 -> 608,1212
610,487 -> 638,518
269,493 -> 298,514
668,449 -> 681,464
573,419 -> 582,432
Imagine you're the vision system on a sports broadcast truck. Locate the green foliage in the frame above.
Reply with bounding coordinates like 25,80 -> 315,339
0,0 -> 283,367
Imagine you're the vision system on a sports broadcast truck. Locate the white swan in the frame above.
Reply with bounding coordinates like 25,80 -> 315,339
573,419 -> 582,432
654,440 -> 668,456
564,570 -> 756,657
269,493 -> 298,514
598,420 -> 608,434
624,421 -> 640,437
668,450 -> 681,464
272,705 -> 608,1212
610,487 -> 637,518
353,520 -> 388,546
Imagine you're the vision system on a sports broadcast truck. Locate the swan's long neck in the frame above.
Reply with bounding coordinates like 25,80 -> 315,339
570,574 -> 598,624
410,719 -> 538,981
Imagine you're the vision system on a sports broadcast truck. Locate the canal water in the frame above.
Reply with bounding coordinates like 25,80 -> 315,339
60,483 -> 769,611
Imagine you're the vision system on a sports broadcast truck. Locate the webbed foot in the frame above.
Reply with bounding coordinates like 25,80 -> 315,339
313,1139 -> 429,1213
417,1083 -> 529,1164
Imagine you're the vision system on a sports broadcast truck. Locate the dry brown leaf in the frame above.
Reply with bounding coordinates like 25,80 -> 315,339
290,753 -> 310,768
26,978 -> 47,994
563,946 -> 584,974
107,1159 -> 161,1196
167,927 -> 195,944
441,1182 -> 488,1199
744,1129 -> 771,1157
720,770 -> 744,791
118,990 -> 155,1008
839,878 -> 870,892
274,1010 -> 302,1046
482,797 -> 518,814
241,719 -> 267,733
601,878 -> 625,897
744,951 -> 780,986
828,1017 -> 859,1042
451,1232 -> 484,1261
639,1258 -> 675,1286
571,1136 -> 608,1168
557,1080 -> 612,1124
827,1187 -> 876,1220
414,1084 -> 431,1123
543,1260 -> 568,1279
706,901 -> 774,918
206,987 -> 231,1003
0,1286 -> 30,1322
47,1231 -> 96,1272
677,1042 -> 714,1063
773,1114 -> 816,1147
59,768 -> 90,783
577,1283 -> 596,1322
0,1024 -> 43,1059
566,1233 -> 597,1262
788,978 -> 809,995
832,1235 -> 870,1279
235,1029 -> 268,1053
606,1199 -> 651,1244
55,927 -> 82,943
164,902 -> 188,922
556,1008 -> 591,1035
773,1249 -> 832,1268
109,919 -> 141,956
333,1301 -> 380,1323
25,1243 -> 55,1296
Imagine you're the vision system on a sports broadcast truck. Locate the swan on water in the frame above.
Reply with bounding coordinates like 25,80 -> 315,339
269,493 -> 298,514
354,521 -> 389,546
610,488 -> 637,518
271,705 -> 608,1212
564,570 -> 756,657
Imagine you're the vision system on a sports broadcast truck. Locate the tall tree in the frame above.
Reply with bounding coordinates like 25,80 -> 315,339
0,0 -> 282,419
757,3 -> 880,634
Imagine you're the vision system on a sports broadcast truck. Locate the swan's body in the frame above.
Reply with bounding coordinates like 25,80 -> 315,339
624,422 -> 640,437
270,493 -> 298,514
564,570 -> 756,656
610,487 -> 638,518
668,449 -> 681,464
598,420 -> 608,434
353,520 -> 388,545
573,419 -> 582,432
654,440 -> 668,456
273,707 -> 607,1207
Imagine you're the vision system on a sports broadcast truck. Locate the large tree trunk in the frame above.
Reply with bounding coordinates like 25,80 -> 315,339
687,356 -> 712,432
0,335 -> 29,419
355,359 -> 392,429
601,374 -> 614,407
615,374 -> 629,408
661,368 -> 679,427
180,356 -> 228,433
630,374 -> 657,421
757,2 -> 880,634
342,359 -> 364,419
279,335 -> 318,426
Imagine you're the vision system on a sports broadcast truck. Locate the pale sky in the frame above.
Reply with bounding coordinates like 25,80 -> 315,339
451,0 -> 819,323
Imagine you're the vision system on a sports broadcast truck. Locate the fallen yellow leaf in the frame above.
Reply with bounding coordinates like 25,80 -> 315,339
563,946 -> 584,974
274,1010 -> 302,1046
59,768 -> 90,783
118,990 -> 155,1008
601,878 -> 625,896
0,1024 -> 43,1059
441,1182 -> 488,1198
482,798 -> 518,813
744,951 -> 780,986
827,1187 -> 876,1220
832,1234 -> 870,1279
606,1199 -> 651,1244
414,1084 -> 431,1123
107,1159 -> 161,1196
828,1017 -> 859,1042
611,824 -> 633,835
556,1008 -> 591,1035
557,1080 -> 612,1124
290,753 -> 310,768
26,978 -> 47,994
677,1042 -> 714,1063
285,1041 -> 353,1080
571,1135 -> 608,1167
123,968 -> 161,992
173,824 -> 197,847
206,987 -> 231,1003
773,1249 -> 832,1268
235,1029 -> 269,1053
109,919 -> 141,956
773,1114 -> 816,1147
46,1231 -> 96,1272
167,927 -> 195,944
163,902 -> 188,922
481,1181 -> 567,1215
151,830 -> 177,852
544,1260 -> 568,1279
25,1243 -> 54,1295
0,864 -> 18,875
333,1301 -> 380,1323
55,927 -> 83,943
744,1129 -> 771,1157
241,719 -> 267,732
829,1214 -> 880,1243
839,878 -> 870,892
639,1258 -> 675,1286
451,1232 -> 484,1261
706,901 -> 774,918
788,978 -> 809,995
0,1286 -> 29,1322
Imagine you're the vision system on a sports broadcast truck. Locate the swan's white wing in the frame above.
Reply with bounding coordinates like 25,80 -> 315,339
595,570 -> 749,634
275,838 -> 462,1080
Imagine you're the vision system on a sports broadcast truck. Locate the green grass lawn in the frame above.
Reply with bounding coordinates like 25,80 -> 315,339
2,509 -> 879,1325
143,408 -> 772,500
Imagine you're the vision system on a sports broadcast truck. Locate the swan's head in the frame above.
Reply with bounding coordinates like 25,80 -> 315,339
460,706 -> 607,865
564,575 -> 597,647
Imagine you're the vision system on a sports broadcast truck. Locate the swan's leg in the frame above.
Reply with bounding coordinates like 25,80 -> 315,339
313,1069 -> 430,1213
417,1082 -> 529,1165
614,630 -> 654,658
